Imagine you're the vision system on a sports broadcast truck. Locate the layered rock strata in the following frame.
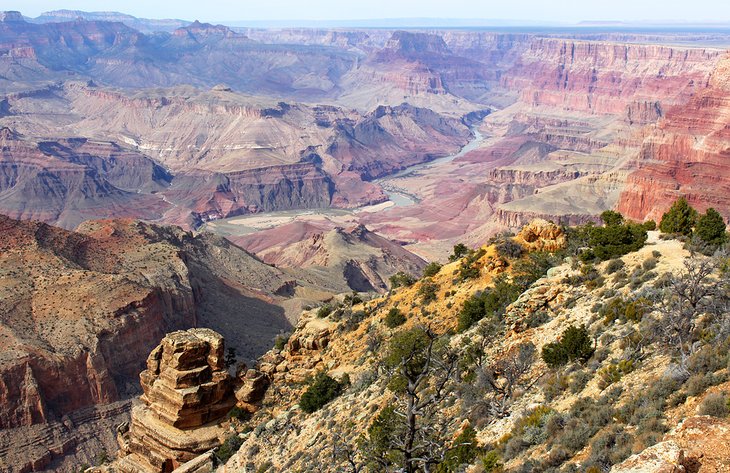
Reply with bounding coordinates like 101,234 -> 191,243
117,329 -> 236,473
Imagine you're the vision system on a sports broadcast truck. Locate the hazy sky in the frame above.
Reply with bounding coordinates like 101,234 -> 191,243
5,0 -> 730,23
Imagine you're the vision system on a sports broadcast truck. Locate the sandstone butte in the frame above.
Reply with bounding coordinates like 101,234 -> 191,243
116,328 -> 236,473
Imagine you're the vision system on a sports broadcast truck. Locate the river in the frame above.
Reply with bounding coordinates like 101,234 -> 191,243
200,124 -> 486,237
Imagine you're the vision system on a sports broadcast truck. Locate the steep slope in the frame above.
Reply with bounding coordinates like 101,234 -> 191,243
218,223 -> 730,473
0,215 -> 322,472
618,54 -> 730,223
0,127 -> 171,228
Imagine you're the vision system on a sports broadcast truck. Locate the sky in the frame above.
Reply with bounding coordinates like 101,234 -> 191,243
4,0 -> 730,24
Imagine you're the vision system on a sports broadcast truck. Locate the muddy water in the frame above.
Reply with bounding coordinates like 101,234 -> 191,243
200,124 -> 486,236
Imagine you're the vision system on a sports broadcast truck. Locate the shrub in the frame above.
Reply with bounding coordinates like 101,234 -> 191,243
274,334 -> 289,350
384,307 -> 407,328
299,372 -> 347,413
215,434 -> 244,463
660,197 -> 698,235
597,360 -> 635,388
606,259 -> 625,274
449,243 -> 469,262
600,296 -> 648,324
601,210 -> 625,227
643,220 -> 657,231
458,248 -> 487,281
423,262 -> 443,278
482,450 -> 503,472
699,393 -> 729,417
587,222 -> 648,261
437,426 -> 482,472
695,208 -> 728,246
418,279 -> 439,304
496,238 -> 524,259
542,325 -> 595,368
390,272 -> 416,289
317,304 -> 333,318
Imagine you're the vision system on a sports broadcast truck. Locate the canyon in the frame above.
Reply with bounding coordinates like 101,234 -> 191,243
1,7 -> 730,472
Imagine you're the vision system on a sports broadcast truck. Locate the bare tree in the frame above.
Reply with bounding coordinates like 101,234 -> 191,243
363,327 -> 459,473
648,258 -> 729,376
462,342 -> 539,421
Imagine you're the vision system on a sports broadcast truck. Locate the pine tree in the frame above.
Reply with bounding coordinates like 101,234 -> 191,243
695,208 -> 728,246
659,197 -> 698,235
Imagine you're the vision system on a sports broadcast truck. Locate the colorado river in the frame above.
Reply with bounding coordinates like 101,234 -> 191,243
375,126 -> 485,206
200,123 -> 486,236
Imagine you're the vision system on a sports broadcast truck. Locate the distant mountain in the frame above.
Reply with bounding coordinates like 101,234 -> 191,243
31,9 -> 189,33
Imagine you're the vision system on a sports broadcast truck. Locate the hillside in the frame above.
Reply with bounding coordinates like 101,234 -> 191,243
196,218 -> 730,473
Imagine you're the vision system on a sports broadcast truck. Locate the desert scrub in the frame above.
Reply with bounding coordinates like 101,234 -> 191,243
600,296 -> 648,324
299,371 -> 348,413
502,406 -> 555,459
699,392 -> 730,417
597,359 -> 635,388
541,325 -> 595,368
423,262 -> 442,278
384,307 -> 407,328
418,279 -> 439,304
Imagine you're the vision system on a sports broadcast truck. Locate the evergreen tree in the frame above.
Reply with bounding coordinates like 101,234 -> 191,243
659,197 -> 698,235
695,208 -> 728,246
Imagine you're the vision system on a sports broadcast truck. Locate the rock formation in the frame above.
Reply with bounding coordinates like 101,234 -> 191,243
0,215 -> 312,472
513,218 -> 567,252
116,329 -> 235,472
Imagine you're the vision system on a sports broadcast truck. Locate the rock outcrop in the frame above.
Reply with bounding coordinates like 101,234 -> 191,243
513,218 -> 567,252
0,215 -> 306,472
117,329 -> 235,472
612,416 -> 730,473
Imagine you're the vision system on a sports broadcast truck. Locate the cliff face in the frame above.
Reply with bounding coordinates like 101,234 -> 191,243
618,54 -> 730,222
0,128 -> 171,228
0,215 -> 306,471
503,38 -> 722,115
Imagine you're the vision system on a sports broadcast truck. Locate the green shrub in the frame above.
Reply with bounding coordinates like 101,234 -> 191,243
299,372 -> 347,413
597,360 -> 635,388
600,296 -> 648,324
449,243 -> 469,262
482,450 -> 503,472
274,334 -> 289,350
390,272 -> 416,289
384,307 -> 407,328
660,197 -> 697,235
496,238 -> 524,259
317,304 -> 333,318
605,259 -> 625,274
418,279 -> 439,304
215,434 -> 244,463
542,325 -> 595,368
643,220 -> 657,231
586,222 -> 648,261
458,248 -> 487,281
695,208 -> 728,246
437,426 -> 482,472
423,262 -> 443,278
601,210 -> 625,227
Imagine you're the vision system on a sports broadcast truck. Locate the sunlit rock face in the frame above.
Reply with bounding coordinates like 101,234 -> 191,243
117,328 -> 236,473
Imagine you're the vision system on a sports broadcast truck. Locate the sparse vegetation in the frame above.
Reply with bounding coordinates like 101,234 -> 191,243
423,262 -> 443,278
390,271 -> 417,289
542,325 -> 595,368
384,307 -> 406,328
300,372 -> 349,414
